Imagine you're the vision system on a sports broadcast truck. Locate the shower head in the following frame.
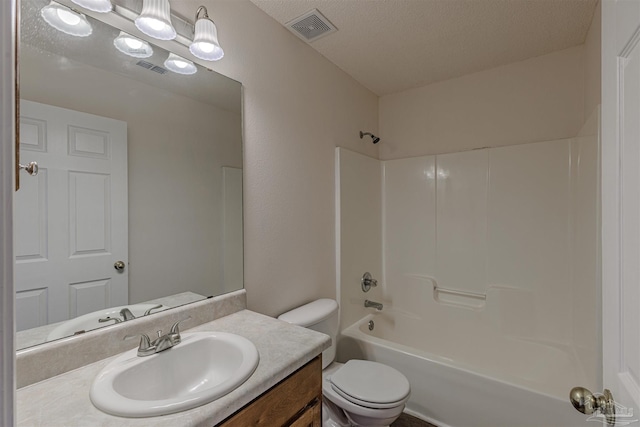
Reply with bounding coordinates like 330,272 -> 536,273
359,131 -> 380,144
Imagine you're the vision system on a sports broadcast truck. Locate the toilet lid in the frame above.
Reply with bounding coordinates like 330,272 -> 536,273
329,360 -> 410,409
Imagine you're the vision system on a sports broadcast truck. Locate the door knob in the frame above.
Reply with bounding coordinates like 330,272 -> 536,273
19,161 -> 38,176
114,261 -> 126,272
569,387 -> 615,426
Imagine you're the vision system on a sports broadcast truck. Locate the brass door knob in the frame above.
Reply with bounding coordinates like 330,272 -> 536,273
114,261 -> 126,272
19,161 -> 38,176
570,387 -> 616,426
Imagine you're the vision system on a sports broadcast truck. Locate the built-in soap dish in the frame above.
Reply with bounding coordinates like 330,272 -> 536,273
433,284 -> 486,309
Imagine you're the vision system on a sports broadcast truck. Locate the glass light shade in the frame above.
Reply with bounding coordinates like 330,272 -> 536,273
113,32 -> 153,58
134,0 -> 176,40
189,18 -> 224,61
41,1 -> 92,37
164,53 -> 197,75
69,0 -> 112,13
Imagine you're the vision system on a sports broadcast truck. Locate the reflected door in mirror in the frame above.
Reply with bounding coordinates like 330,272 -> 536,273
15,100 -> 128,330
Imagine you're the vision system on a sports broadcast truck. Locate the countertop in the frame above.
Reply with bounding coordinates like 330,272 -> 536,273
17,309 -> 331,427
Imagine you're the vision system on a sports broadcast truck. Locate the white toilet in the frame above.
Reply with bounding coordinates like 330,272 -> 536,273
278,299 -> 410,427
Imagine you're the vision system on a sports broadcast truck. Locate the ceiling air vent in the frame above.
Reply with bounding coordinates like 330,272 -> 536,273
286,9 -> 337,43
135,60 -> 168,75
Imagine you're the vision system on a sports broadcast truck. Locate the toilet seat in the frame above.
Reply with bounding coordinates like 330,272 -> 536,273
322,362 -> 409,426
329,360 -> 410,409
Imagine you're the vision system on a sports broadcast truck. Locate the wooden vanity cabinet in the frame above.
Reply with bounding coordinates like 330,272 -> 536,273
218,356 -> 322,427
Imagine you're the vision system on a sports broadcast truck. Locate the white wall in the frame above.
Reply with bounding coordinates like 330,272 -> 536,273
378,138 -> 599,388
222,167 -> 244,294
336,148 -> 382,330
374,21 -> 600,384
584,1 -> 602,120
383,141 -> 573,344
382,156 -> 436,304
20,45 -> 242,303
336,136 -> 599,390
169,1 -> 380,317
571,108 -> 600,389
379,46 -> 585,159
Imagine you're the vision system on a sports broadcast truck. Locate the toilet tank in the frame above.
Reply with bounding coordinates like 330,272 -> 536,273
278,299 -> 338,369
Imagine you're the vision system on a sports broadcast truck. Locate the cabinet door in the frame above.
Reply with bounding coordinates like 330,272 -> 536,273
289,400 -> 321,427
219,356 -> 321,427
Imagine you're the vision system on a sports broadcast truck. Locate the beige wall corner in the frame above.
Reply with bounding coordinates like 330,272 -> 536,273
169,1 -> 380,317
583,0 -> 602,121
379,46 -> 585,159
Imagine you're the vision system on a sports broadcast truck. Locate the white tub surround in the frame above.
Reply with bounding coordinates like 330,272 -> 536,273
17,290 -> 247,388
17,309 -> 330,426
337,129 -> 599,385
335,117 -> 600,426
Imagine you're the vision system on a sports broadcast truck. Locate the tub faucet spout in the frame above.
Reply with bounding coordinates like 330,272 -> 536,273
364,299 -> 383,311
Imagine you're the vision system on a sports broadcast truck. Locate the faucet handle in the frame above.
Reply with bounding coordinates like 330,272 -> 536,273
119,308 -> 136,321
143,304 -> 163,316
169,316 -> 192,344
361,272 -> 378,292
124,333 -> 155,356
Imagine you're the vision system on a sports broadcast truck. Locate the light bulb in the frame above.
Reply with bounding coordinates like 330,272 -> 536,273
134,0 -> 176,40
56,8 -> 81,25
198,43 -> 214,53
147,19 -> 165,31
113,31 -> 154,58
189,7 -> 224,61
41,2 -> 92,37
164,53 -> 197,75
124,38 -> 143,49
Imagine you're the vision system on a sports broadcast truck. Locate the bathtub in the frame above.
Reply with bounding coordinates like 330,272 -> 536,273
338,311 -> 592,427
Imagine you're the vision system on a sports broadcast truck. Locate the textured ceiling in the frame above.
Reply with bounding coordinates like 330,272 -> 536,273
250,0 -> 598,96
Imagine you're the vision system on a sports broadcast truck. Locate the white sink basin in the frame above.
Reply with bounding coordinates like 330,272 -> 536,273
90,332 -> 259,417
47,304 -> 169,341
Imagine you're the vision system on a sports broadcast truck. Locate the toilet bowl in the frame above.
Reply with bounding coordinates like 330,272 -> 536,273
278,299 -> 411,427
322,361 -> 409,426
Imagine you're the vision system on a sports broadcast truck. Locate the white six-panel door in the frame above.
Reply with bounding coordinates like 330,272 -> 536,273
602,0 -> 640,420
15,100 -> 128,330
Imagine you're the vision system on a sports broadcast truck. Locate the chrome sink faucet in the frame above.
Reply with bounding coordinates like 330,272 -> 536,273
125,317 -> 191,357
364,299 -> 383,311
120,304 -> 163,321
98,304 -> 163,325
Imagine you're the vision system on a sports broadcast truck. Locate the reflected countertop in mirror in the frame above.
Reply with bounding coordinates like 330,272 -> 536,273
16,0 -> 243,350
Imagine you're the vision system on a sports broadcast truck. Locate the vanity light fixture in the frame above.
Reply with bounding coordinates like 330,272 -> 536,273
114,31 -> 154,58
135,0 -> 176,40
69,0 -> 112,13
189,6 -> 224,61
164,53 -> 197,75
41,1 -> 93,37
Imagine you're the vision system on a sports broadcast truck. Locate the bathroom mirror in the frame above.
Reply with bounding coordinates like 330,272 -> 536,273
15,0 -> 243,350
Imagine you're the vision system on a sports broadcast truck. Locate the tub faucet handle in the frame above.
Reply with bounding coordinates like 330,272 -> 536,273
361,272 -> 378,292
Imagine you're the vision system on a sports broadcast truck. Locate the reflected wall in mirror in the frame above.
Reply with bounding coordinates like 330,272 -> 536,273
16,0 -> 243,350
